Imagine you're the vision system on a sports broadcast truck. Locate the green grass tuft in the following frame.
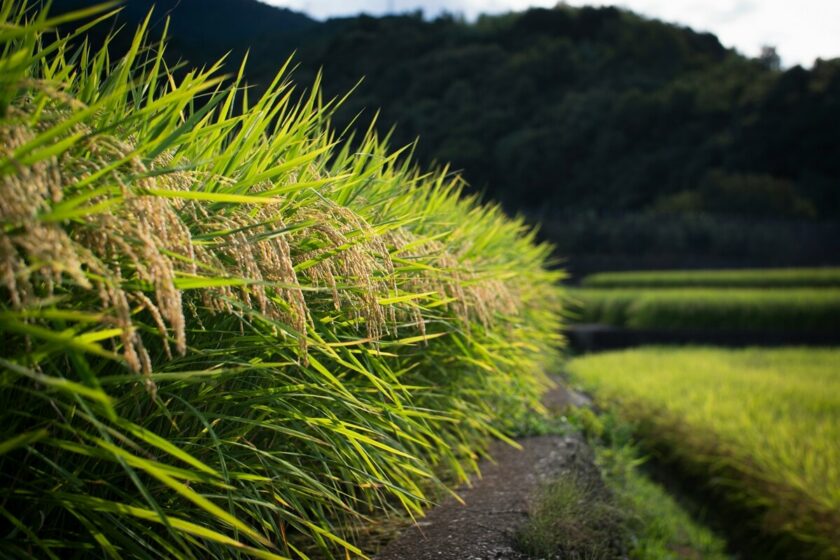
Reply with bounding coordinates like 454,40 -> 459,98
572,410 -> 730,560
516,472 -> 626,560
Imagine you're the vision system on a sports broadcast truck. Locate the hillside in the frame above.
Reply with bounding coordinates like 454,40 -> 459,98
55,0 -> 840,268
297,8 -> 840,220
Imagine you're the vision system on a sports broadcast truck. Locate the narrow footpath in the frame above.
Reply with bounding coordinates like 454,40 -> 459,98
376,385 -> 596,560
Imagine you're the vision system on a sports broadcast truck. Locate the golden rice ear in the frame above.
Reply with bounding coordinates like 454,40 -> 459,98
132,291 -> 173,360
1,113 -> 527,380
1,125 -> 91,303
290,199 -> 390,341
1,121 -> 190,380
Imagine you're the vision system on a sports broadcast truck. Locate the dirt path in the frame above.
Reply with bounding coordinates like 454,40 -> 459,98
376,385 -> 595,560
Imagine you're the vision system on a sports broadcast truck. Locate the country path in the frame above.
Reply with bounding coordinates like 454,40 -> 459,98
375,383 -> 595,560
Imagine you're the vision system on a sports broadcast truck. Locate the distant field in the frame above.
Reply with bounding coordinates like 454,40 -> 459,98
567,347 -> 840,559
570,287 -> 840,331
581,267 -> 840,288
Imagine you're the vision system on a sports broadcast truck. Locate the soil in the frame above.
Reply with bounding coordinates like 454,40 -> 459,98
375,385 -> 600,560
566,324 -> 840,352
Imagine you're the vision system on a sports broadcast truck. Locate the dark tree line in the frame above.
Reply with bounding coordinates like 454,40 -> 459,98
292,7 -> 840,222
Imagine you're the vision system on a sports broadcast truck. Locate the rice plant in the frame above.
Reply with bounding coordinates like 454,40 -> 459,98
0,2 -> 565,558
568,347 -> 840,559
569,287 -> 840,331
581,267 -> 840,289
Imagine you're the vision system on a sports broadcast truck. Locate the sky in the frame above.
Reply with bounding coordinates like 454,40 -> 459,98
264,0 -> 840,67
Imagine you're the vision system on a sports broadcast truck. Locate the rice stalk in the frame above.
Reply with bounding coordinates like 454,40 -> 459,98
0,2 -> 565,558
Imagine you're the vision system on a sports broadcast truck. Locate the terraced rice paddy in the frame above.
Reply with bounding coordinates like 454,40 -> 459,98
567,347 -> 840,559
569,287 -> 840,331
581,267 -> 840,288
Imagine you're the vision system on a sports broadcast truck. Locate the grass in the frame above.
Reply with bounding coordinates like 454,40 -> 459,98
581,267 -> 840,288
0,3 -> 564,559
516,471 -> 626,560
569,287 -> 840,331
615,467 -> 729,560
578,409 -> 730,560
567,347 -> 840,559
515,407 -> 730,560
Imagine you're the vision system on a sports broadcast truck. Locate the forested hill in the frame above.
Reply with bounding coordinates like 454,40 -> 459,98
57,0 -> 318,71
305,10 -> 840,217
56,0 -> 840,267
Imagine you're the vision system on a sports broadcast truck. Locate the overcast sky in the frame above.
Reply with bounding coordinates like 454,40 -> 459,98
264,0 -> 840,67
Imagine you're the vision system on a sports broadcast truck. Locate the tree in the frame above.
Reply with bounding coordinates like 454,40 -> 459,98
759,45 -> 782,71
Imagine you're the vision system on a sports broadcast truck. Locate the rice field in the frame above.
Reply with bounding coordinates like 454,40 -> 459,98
569,287 -> 840,331
567,347 -> 840,559
581,267 -> 840,288
0,4 -> 564,559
